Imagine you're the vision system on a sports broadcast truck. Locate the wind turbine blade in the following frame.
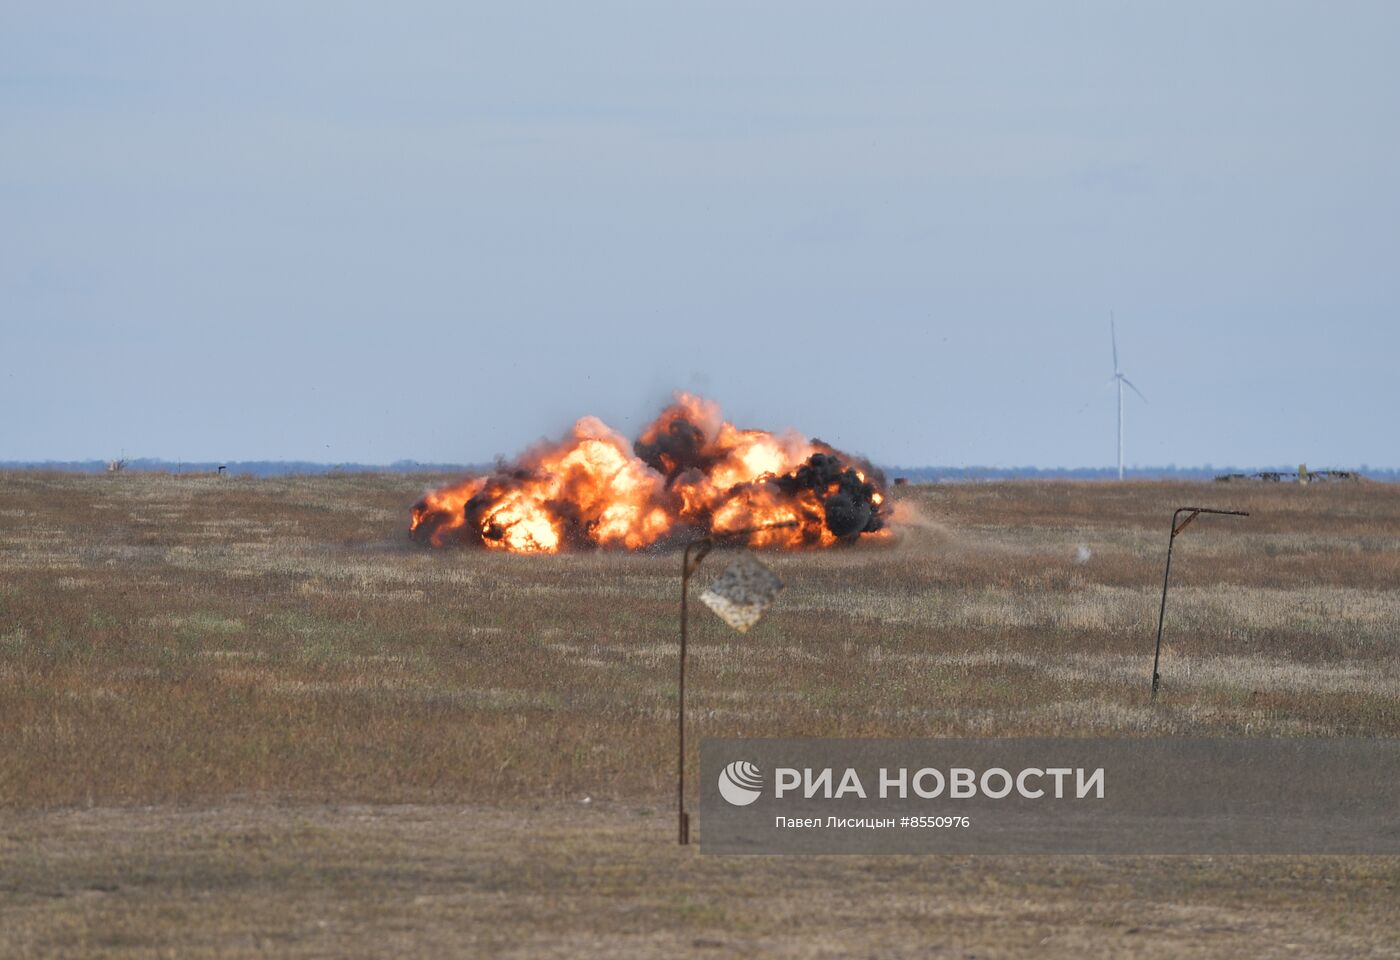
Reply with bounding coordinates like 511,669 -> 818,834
1110,312 -> 1119,373
1122,377 -> 1147,403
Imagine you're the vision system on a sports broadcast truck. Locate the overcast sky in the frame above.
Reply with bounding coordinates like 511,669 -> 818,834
3,2 -> 1397,468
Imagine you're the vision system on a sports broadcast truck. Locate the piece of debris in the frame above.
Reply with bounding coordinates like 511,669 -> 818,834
699,553 -> 785,634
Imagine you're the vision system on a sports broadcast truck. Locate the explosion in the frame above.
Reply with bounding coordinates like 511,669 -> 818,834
409,394 -> 889,553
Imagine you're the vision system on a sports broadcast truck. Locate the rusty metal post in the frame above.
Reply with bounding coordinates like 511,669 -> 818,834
676,521 -> 797,846
678,535 -> 711,845
1152,506 -> 1249,700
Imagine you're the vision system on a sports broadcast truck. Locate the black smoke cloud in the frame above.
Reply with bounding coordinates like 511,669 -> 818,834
776,448 -> 886,539
635,417 -> 886,541
633,417 -> 715,481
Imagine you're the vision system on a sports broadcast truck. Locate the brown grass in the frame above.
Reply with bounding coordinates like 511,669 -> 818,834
1,472 -> 1397,957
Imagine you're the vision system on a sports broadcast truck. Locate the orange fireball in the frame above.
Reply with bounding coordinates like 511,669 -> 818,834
410,393 -> 888,552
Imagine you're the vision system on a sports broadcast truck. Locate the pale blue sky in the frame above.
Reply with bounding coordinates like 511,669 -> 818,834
3,2 -> 1397,468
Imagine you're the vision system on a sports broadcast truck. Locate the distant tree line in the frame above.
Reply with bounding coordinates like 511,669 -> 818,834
0,459 -> 490,477
3,459 -> 1395,482
883,465 -> 1399,483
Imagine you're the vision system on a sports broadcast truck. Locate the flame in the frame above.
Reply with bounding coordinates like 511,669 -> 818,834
410,393 -> 889,552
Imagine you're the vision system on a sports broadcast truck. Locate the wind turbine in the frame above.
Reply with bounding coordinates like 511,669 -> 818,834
1108,313 -> 1147,480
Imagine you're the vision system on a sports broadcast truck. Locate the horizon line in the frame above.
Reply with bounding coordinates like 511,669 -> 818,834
2,458 -> 1395,479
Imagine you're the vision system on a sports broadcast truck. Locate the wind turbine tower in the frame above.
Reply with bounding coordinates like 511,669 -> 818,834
1109,314 -> 1147,480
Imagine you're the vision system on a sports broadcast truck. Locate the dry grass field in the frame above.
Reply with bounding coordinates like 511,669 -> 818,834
1,471 -> 1398,957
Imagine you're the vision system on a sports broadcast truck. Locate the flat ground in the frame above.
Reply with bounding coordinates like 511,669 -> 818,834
1,472 -> 1397,957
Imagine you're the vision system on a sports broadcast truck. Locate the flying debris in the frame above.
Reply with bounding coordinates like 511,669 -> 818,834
699,552 -> 785,633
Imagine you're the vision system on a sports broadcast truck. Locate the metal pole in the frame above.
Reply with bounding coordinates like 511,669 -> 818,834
1151,506 -> 1248,701
678,536 -> 714,845
675,521 -> 795,846
1151,510 -> 1185,699
679,546 -> 687,845
1118,380 -> 1124,480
